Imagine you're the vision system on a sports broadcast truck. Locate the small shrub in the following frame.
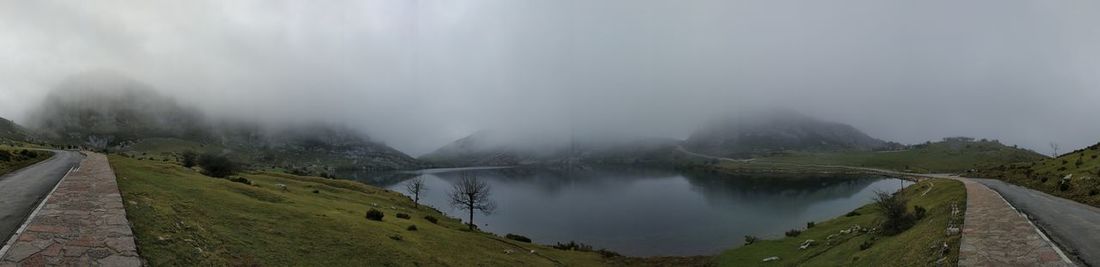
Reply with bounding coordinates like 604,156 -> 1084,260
396,213 -> 411,219
806,221 -> 816,229
785,229 -> 802,237
407,225 -> 418,231
872,191 -> 916,235
366,209 -> 384,221
228,177 -> 252,185
505,234 -> 532,243
913,205 -> 927,220
423,215 -> 438,224
552,241 -> 593,251
1090,189 -> 1098,196
596,249 -> 621,258
1041,177 -> 1049,183
1059,182 -> 1071,191
388,234 -> 403,241
859,240 -> 873,250
198,153 -> 238,178
845,211 -> 861,217
180,151 -> 197,168
312,189 -> 320,194
744,235 -> 758,245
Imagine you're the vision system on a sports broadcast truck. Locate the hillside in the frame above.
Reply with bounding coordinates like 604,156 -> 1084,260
754,137 -> 1046,173
109,155 -> 705,266
0,116 -> 31,142
25,72 -> 424,172
419,130 -> 552,167
718,178 -> 965,266
683,110 -> 895,159
421,131 -> 703,168
970,142 -> 1100,207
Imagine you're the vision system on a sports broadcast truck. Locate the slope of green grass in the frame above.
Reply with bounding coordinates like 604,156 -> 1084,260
717,178 -> 965,266
971,143 -> 1100,207
0,145 -> 51,175
110,155 -> 621,266
756,139 -> 1045,173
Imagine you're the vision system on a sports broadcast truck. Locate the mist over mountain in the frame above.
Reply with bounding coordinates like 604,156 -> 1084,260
0,116 -> 31,142
684,110 -> 892,159
26,72 -> 422,171
423,110 -> 897,166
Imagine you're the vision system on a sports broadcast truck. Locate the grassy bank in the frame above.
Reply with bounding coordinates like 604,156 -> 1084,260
0,145 -> 51,175
971,143 -> 1100,207
753,139 -> 1044,173
717,178 -> 966,266
110,155 -> 636,266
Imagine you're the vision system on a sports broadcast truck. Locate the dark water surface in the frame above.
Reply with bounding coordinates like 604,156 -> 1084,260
340,167 -> 911,256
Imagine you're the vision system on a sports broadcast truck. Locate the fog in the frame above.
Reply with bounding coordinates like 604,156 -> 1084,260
1,0 -> 1098,155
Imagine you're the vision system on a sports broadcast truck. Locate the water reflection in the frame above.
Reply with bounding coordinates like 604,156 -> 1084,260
340,167 -> 910,256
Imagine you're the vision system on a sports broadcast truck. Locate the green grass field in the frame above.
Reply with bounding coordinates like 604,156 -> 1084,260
109,155 -> 625,266
716,178 -> 966,266
753,139 -> 1045,173
971,143 -> 1100,207
0,145 -> 51,175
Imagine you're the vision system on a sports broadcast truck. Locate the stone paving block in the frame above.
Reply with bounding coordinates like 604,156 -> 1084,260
951,178 -> 1075,267
0,153 -> 142,266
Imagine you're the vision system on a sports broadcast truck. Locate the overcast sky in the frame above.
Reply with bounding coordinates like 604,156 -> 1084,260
1,0 -> 1098,155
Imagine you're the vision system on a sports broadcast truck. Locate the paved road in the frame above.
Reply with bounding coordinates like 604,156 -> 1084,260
973,178 -> 1100,266
0,151 -> 83,245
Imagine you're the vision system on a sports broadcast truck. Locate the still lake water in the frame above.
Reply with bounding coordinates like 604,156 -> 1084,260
340,167 -> 911,256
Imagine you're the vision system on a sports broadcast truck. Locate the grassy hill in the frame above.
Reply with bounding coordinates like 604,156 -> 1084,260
110,155 -> 709,266
752,137 -> 1046,173
27,72 -> 425,172
717,178 -> 966,266
0,117 -> 32,143
969,142 -> 1100,207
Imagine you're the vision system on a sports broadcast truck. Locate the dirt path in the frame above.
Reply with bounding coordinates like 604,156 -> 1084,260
0,153 -> 140,266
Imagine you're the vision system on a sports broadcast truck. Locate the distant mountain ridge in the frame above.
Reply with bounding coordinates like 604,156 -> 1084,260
424,110 -> 898,167
684,110 -> 892,158
26,72 -> 424,171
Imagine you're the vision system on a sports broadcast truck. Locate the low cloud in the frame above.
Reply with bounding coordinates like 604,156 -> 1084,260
1,0 -> 1098,155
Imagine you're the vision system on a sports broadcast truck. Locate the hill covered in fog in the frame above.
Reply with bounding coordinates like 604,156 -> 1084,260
26,72 -> 424,171
684,110 -> 897,159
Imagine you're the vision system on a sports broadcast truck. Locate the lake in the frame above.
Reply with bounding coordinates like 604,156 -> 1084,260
339,167 -> 911,256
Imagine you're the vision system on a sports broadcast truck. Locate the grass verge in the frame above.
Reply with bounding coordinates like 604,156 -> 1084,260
0,145 -> 51,175
716,178 -> 965,266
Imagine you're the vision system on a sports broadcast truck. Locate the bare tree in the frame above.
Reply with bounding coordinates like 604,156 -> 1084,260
405,177 -> 427,208
448,173 -> 496,230
1050,142 -> 1060,158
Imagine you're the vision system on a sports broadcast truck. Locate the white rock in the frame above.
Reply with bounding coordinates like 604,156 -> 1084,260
762,256 -> 780,262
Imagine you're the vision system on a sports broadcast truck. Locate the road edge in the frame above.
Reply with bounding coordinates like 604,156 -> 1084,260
983,183 -> 1076,265
0,163 -> 77,258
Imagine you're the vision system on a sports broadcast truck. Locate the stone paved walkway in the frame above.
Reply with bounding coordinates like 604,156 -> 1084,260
0,153 -> 140,266
953,178 -> 1074,267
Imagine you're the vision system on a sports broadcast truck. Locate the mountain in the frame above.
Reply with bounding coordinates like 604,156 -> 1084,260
26,72 -> 424,171
421,129 -> 706,168
0,116 -> 32,142
683,110 -> 891,158
419,130 -> 570,167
